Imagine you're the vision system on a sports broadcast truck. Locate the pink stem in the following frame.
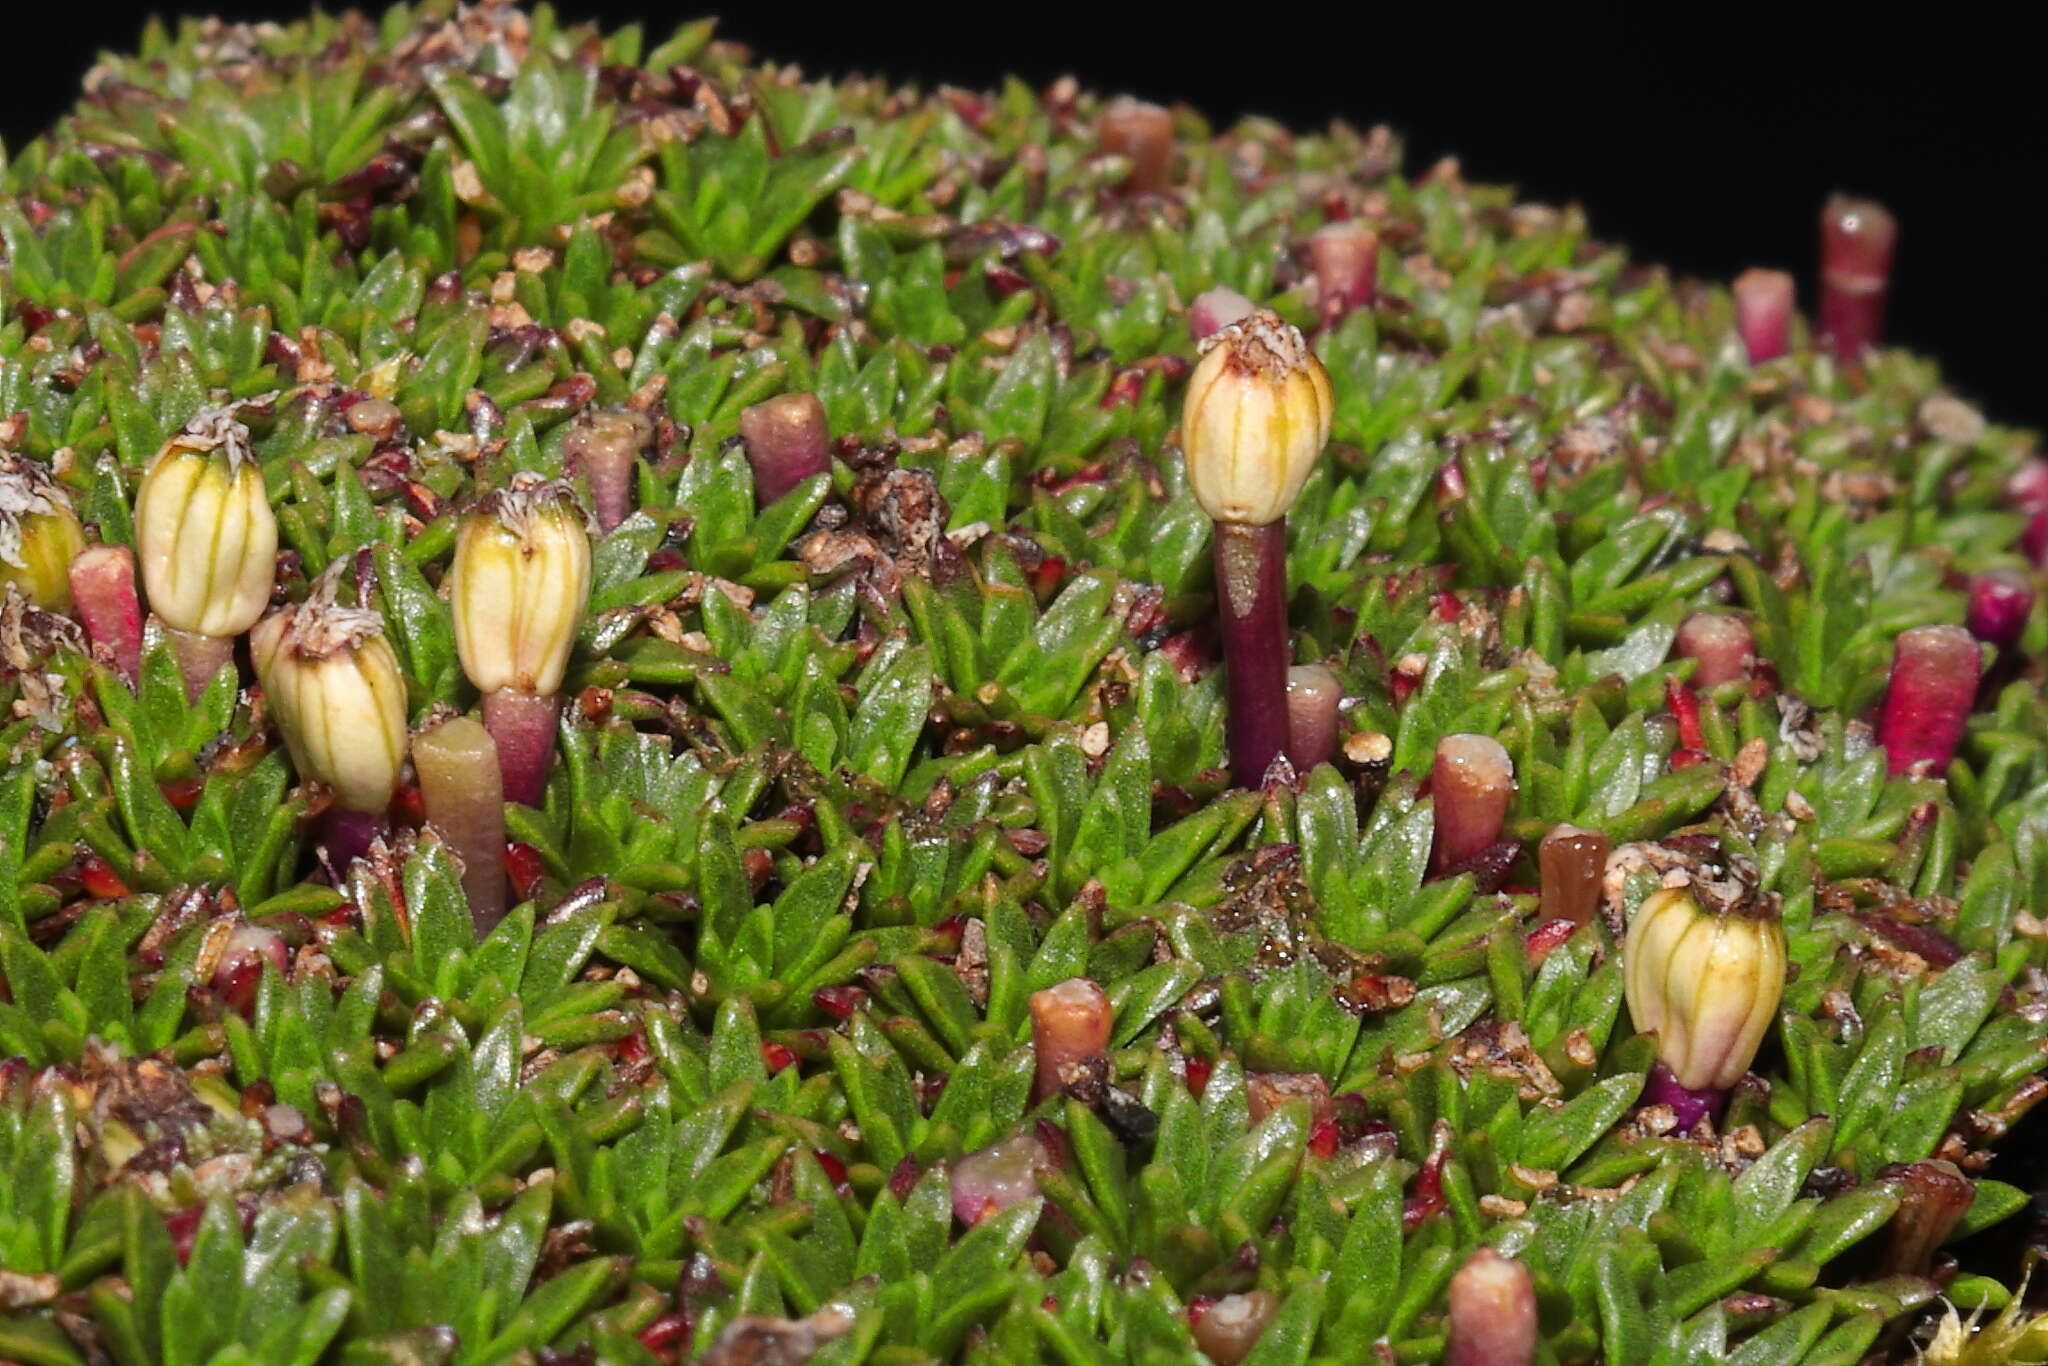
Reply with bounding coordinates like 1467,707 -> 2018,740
482,688 -> 561,807
1308,220 -> 1378,323
413,715 -> 508,934
1430,734 -> 1515,874
1877,624 -> 1981,776
1818,195 -> 1896,363
1096,97 -> 1174,195
163,626 -> 235,703
738,393 -> 831,507
1445,1247 -> 1538,1366
1189,286 -> 1255,342
1967,570 -> 2033,654
1642,1060 -> 1726,1132
1731,268 -> 1793,364
323,807 -> 389,874
1215,520 -> 1292,788
1675,610 -> 1755,687
1284,664 -> 1342,772
1538,824 -> 1609,927
68,544 -> 143,684
1028,977 -> 1112,1105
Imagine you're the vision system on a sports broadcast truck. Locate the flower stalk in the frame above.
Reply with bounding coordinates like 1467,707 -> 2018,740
1430,734 -> 1515,874
1284,664 -> 1342,771
564,409 -> 652,534
1624,887 -> 1785,1124
1675,610 -> 1755,688
449,475 -> 591,806
413,714 -> 508,935
1731,268 -> 1793,364
1307,219 -> 1378,324
0,452 -> 84,612
738,393 -> 831,507
1877,624 -> 1981,776
134,408 -> 277,700
1966,570 -> 2032,654
1181,310 -> 1334,786
1192,1292 -> 1279,1366
1029,977 -> 1112,1105
1538,823 -> 1609,927
1818,195 -> 1895,363
1445,1247 -> 1537,1366
67,545 -> 144,684
1188,286 -> 1254,342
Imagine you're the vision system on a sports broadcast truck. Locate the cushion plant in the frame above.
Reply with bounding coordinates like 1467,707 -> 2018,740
2,3 -> 2047,1364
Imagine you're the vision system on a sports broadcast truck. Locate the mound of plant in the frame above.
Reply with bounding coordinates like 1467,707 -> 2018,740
3,4 -> 2046,1364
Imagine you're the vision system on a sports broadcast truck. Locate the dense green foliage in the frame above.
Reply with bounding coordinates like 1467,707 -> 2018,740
3,3 -> 2047,1363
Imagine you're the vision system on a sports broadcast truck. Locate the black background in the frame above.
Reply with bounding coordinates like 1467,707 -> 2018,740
8,3 -> 2042,430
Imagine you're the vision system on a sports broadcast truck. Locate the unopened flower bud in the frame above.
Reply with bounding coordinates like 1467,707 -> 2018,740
134,408 -> 277,637
950,1132 -> 1054,1226
251,578 -> 408,814
1445,1247 -> 1537,1366
1623,887 -> 1786,1091
1182,310 -> 1333,527
449,474 -> 591,697
0,453 -> 85,611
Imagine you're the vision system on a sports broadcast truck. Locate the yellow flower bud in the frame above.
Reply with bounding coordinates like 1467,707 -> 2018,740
1623,887 -> 1786,1090
134,409 -> 277,637
1180,310 -> 1334,526
251,579 -> 408,814
0,453 -> 84,611
448,474 -> 591,696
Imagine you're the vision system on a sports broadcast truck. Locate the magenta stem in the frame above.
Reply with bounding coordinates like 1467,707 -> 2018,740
482,689 -> 561,807
1818,196 -> 1895,363
1642,1060 -> 1725,1131
1214,520 -> 1292,788
322,807 -> 389,874
1731,268 -> 1793,364
1967,571 -> 2033,654
164,626 -> 235,703
68,544 -> 143,684
1877,624 -> 1981,776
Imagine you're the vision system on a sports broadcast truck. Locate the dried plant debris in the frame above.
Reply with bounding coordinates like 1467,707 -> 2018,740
2,3 -> 2047,1364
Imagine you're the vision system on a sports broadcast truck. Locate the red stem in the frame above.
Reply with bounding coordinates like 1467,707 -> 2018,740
1642,1060 -> 1726,1131
413,715 -> 508,934
566,413 -> 649,535
1877,624 -> 1981,776
68,544 -> 143,684
1537,824 -> 1609,927
482,688 -> 561,807
1214,520 -> 1292,788
1096,97 -> 1174,195
1818,195 -> 1895,362
1429,733 -> 1515,873
1731,268 -> 1793,363
1675,610 -> 1755,687
1028,977 -> 1112,1105
1967,570 -> 2033,654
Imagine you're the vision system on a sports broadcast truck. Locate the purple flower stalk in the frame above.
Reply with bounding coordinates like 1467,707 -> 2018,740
1675,610 -> 1755,688
1215,522 -> 1293,784
1731,268 -> 1794,364
67,544 -> 144,684
1430,734 -> 1515,875
413,715 -> 508,935
1641,1060 -> 1727,1132
738,393 -> 832,507
1967,570 -> 2033,654
1818,195 -> 1896,363
1877,624 -> 1981,776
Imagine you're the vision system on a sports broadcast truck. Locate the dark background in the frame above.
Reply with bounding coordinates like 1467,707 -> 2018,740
8,4 -> 2041,429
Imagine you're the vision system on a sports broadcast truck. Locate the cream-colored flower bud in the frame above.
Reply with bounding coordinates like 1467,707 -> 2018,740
1624,887 -> 1786,1090
251,577 -> 408,814
1180,310 -> 1334,526
0,453 -> 84,611
134,408 -> 277,637
449,474 -> 591,696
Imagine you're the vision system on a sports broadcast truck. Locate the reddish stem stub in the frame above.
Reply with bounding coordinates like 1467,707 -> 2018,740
1445,1247 -> 1538,1366
1214,521 -> 1293,788
1675,610 -> 1754,687
1429,733 -> 1515,874
738,393 -> 831,507
1877,624 -> 1982,776
1818,195 -> 1896,362
1537,824 -> 1609,927
1641,1059 -> 1725,1132
1307,220 -> 1378,323
482,688 -> 562,807
1731,268 -> 1793,364
1879,1159 -> 1976,1276
1283,664 -> 1342,772
1967,570 -> 2033,653
68,544 -> 144,684
565,410 -> 652,534
1188,286 -> 1255,342
1028,976 -> 1112,1105
1190,1290 -> 1278,1366
1096,97 -> 1174,195
322,806 -> 390,875
414,715 -> 508,934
